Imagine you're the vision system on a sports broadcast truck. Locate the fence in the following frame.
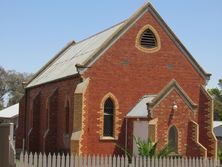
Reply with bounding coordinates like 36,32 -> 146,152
17,152 -> 221,167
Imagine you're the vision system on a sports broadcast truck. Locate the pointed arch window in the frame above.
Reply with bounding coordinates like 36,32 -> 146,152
45,99 -> 50,130
46,108 -> 49,129
136,24 -> 161,53
168,126 -> 178,153
65,101 -> 70,134
103,98 -> 114,137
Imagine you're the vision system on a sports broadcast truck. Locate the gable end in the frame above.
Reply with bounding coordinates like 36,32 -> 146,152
81,3 -> 211,82
148,4 -> 211,81
149,79 -> 198,111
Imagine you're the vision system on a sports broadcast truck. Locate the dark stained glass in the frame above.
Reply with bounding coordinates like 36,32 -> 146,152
168,126 -> 178,153
103,98 -> 114,136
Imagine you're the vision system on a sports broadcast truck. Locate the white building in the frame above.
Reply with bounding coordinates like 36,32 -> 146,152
0,103 -> 19,129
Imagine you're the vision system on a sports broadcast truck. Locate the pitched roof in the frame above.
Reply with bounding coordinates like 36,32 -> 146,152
27,22 -> 125,88
126,95 -> 156,118
214,121 -> 222,128
27,2 -> 211,88
126,80 -> 198,118
0,104 -> 19,119
213,121 -> 222,137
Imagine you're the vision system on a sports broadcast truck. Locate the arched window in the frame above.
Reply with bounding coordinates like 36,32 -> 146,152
140,29 -> 157,49
65,101 -> 70,134
103,98 -> 114,137
136,25 -> 161,53
46,99 -> 50,130
168,126 -> 178,153
46,108 -> 49,129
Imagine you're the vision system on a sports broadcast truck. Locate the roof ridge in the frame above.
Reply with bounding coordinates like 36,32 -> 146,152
26,1 -> 210,88
26,21 -> 127,88
143,94 -> 157,98
82,2 -> 151,67
74,20 -> 127,46
81,2 -> 210,81
148,4 -> 211,78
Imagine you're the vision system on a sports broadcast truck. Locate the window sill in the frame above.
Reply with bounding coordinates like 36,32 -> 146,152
100,136 -> 118,141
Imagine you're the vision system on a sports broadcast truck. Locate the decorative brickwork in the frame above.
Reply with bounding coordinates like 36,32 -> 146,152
71,78 -> 89,155
148,118 -> 158,142
16,3 -> 216,157
98,92 -> 120,140
198,87 -> 217,157
135,24 -> 161,53
150,85 -> 200,156
149,80 -> 198,111
186,120 -> 207,157
79,88 -> 88,154
80,7 -> 211,155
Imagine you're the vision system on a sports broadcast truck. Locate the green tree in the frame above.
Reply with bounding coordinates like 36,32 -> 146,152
6,70 -> 32,107
0,67 -> 8,110
208,79 -> 222,121
0,66 -> 33,109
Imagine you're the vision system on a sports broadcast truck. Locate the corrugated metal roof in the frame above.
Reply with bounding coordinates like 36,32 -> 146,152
126,95 -> 156,118
213,121 -> 222,128
27,2 -> 210,88
213,121 -> 222,137
0,104 -> 19,119
27,22 -> 125,88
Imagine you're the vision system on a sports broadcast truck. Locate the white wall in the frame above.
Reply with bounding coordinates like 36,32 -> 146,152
133,121 -> 148,155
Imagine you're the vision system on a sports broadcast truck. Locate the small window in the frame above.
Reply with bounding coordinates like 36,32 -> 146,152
168,126 -> 178,153
103,98 -> 114,137
140,29 -> 157,48
135,25 -> 160,53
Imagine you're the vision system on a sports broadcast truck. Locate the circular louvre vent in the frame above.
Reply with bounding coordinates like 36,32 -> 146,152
140,29 -> 157,48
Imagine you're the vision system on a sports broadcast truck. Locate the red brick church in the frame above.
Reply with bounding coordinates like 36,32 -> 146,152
16,2 -> 217,157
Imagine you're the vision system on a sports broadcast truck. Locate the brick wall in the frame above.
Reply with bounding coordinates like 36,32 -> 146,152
82,10 -> 206,155
44,89 -> 58,154
151,90 -> 201,156
16,76 -> 82,153
198,87 -> 217,157
16,8 -> 215,157
16,96 -> 25,149
28,92 -> 41,152
186,121 -> 207,157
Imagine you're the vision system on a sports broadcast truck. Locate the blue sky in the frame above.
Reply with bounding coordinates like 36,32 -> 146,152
0,0 -> 221,88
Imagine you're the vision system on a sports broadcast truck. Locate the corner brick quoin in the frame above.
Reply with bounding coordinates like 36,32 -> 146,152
15,2 -> 217,158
